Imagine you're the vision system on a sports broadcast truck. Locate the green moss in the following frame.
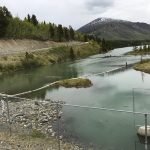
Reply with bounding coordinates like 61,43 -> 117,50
55,78 -> 93,88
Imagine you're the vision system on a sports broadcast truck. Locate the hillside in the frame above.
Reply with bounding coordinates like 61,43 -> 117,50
0,39 -> 82,56
0,39 -> 100,73
78,18 -> 150,40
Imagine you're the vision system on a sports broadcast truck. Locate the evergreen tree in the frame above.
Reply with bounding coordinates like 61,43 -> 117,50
57,24 -> 63,42
0,6 -> 102,42
24,17 -> 27,21
27,14 -> 31,22
31,14 -> 38,26
63,27 -> 69,41
2,6 -> 12,18
83,34 -> 88,42
101,38 -> 107,52
49,23 -> 54,38
0,7 -> 9,37
69,26 -> 74,40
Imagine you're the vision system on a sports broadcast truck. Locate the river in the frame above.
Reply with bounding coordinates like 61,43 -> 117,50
0,46 -> 150,149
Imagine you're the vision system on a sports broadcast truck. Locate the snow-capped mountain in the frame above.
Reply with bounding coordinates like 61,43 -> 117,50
78,18 -> 150,40
87,17 -> 128,25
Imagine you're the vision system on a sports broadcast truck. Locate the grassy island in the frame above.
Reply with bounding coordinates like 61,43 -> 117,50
127,45 -> 150,74
54,78 -> 93,88
134,60 -> 150,74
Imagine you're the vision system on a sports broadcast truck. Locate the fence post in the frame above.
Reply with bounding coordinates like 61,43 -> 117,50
6,96 -> 12,136
144,114 -> 148,150
56,102 -> 61,150
132,89 -> 136,132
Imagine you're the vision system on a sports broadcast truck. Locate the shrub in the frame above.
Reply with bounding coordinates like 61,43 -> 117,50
30,129 -> 45,138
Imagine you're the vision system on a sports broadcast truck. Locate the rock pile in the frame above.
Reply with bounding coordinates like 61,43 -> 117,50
0,99 -> 64,137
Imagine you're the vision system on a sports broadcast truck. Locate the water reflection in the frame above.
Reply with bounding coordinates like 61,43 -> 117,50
141,72 -> 145,82
0,46 -> 150,149
0,46 -> 150,95
30,69 -> 150,149
0,63 -> 78,94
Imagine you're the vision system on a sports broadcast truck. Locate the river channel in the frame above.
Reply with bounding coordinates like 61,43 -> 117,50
0,46 -> 150,149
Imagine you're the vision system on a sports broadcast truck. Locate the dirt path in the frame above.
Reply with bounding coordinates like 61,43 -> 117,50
0,39 -> 82,56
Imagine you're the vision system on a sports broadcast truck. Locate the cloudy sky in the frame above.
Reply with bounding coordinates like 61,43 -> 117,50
0,0 -> 150,29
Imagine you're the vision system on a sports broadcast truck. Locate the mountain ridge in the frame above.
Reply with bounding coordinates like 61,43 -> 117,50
78,17 -> 150,40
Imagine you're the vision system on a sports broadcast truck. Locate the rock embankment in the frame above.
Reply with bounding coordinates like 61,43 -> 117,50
0,99 -> 63,137
0,98 -> 92,150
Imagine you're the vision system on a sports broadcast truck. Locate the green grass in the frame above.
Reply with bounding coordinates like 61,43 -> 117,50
127,49 -> 150,55
0,42 -> 100,73
30,129 -> 46,138
134,60 -> 150,74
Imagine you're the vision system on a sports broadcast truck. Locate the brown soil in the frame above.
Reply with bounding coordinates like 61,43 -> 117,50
0,39 -> 81,56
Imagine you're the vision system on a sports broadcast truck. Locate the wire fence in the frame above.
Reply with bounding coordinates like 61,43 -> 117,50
0,91 -> 150,150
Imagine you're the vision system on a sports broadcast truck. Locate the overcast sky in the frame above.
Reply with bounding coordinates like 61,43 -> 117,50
0,0 -> 150,29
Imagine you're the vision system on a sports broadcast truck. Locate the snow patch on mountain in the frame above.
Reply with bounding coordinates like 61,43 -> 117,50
88,17 -> 128,26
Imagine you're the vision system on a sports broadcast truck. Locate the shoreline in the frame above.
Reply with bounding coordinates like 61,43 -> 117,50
0,97 -> 93,149
126,48 -> 150,74
0,40 -> 100,74
134,60 -> 150,74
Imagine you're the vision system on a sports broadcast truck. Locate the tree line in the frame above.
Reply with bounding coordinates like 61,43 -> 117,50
0,6 -> 89,42
133,45 -> 150,51
1,6 -> 149,53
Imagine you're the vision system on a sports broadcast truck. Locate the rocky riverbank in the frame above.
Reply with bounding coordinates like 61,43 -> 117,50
0,98 -> 95,150
0,98 -> 85,149
0,99 -> 64,136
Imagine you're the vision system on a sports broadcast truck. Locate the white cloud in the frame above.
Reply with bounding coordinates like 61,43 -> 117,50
0,0 -> 150,29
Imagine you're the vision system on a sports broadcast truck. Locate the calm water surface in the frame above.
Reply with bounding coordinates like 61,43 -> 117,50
0,46 -> 150,149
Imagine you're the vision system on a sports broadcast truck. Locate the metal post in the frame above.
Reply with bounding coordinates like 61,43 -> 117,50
145,114 -> 148,150
126,62 -> 128,69
132,89 -> 136,131
56,102 -> 61,150
134,141 -> 136,150
6,97 -> 12,136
